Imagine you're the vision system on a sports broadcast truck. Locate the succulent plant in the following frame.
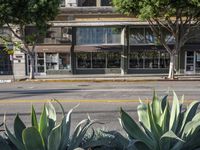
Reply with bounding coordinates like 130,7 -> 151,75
120,91 -> 200,150
5,101 -> 95,150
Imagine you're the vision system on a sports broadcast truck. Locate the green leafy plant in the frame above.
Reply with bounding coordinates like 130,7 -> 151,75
120,92 -> 200,150
5,101 -> 95,150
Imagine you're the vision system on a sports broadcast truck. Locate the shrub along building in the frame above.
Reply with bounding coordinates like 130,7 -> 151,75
1,0 -> 200,76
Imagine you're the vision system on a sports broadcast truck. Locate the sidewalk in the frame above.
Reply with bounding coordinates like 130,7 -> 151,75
1,74 -> 200,82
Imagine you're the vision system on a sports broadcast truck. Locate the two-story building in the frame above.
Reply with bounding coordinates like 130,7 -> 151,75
1,0 -> 200,76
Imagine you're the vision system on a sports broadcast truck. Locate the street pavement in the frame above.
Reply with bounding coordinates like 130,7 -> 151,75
0,81 -> 200,133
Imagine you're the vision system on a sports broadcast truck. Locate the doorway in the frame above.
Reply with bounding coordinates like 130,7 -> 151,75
185,51 -> 200,74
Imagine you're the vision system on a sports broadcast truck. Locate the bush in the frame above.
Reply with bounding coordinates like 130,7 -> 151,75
120,92 -> 200,150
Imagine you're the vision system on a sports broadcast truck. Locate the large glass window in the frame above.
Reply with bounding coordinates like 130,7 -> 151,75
144,51 -> 159,68
129,50 -> 170,69
59,53 -> 70,70
25,26 -> 72,44
46,53 -> 59,70
0,50 -> 12,74
76,27 -> 121,45
37,53 -> 45,73
77,53 -> 92,68
76,52 -> 121,69
92,53 -> 106,68
129,27 -> 175,45
160,52 -> 170,68
129,52 -> 145,68
107,52 -> 121,68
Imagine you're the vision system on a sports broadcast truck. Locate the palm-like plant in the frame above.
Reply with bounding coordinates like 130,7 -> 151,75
120,92 -> 200,150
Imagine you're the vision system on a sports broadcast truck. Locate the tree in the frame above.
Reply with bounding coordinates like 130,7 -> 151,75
0,0 -> 61,79
113,0 -> 200,79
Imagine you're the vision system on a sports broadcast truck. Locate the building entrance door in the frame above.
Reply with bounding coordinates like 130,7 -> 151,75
185,51 -> 195,74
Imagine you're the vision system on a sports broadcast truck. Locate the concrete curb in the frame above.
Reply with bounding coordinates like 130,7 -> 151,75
14,78 -> 200,82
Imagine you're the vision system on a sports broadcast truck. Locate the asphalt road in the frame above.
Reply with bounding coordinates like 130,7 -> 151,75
0,81 -> 200,133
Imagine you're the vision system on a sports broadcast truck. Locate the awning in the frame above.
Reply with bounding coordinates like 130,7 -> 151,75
74,45 -> 123,52
51,21 -> 149,27
33,45 -> 71,53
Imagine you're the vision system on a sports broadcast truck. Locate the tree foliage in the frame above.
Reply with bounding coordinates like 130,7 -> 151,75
0,0 -> 61,79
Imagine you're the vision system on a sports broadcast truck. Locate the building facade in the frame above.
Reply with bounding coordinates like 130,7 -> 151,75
1,0 -> 200,76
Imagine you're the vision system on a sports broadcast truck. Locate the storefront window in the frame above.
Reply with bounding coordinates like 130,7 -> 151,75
129,52 -> 144,68
160,52 -> 170,68
92,53 -> 106,68
37,53 -> 45,73
107,52 -> 121,68
76,27 -> 121,45
0,50 -> 12,74
59,53 -> 70,70
129,50 -> 169,69
144,51 -> 159,68
46,53 -> 59,70
77,53 -> 92,68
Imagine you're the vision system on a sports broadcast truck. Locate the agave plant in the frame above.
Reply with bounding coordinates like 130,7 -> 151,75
120,92 -> 200,150
0,122 -> 14,150
5,101 -> 95,150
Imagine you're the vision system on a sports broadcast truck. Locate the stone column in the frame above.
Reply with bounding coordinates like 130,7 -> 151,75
96,0 -> 101,7
70,27 -> 76,74
121,26 -> 129,75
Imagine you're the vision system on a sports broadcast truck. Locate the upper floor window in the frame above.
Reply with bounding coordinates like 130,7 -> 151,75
129,28 -> 156,45
129,27 -> 175,45
25,26 -> 72,44
76,27 -> 122,45
61,0 -> 112,7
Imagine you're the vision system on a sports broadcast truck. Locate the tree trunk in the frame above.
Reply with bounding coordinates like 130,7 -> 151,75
29,54 -> 35,79
168,54 -> 175,79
